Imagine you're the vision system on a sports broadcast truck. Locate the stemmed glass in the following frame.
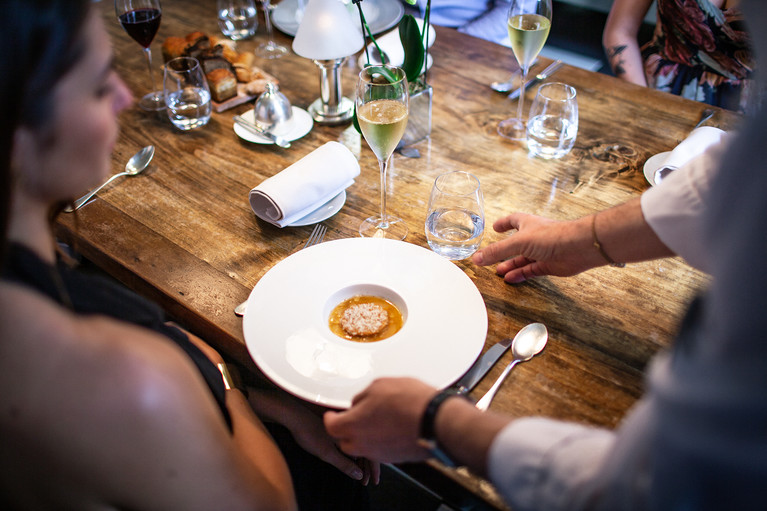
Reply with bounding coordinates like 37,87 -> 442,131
497,0 -> 552,141
256,0 -> 288,58
217,0 -> 258,40
356,66 -> 410,240
115,0 -> 165,111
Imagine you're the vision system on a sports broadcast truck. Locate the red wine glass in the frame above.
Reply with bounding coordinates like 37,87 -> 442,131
115,0 -> 165,111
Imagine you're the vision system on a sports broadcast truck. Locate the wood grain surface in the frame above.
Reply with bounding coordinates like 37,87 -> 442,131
55,1 -> 743,508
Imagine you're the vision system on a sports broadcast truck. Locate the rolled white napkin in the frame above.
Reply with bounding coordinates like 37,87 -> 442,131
660,126 -> 727,171
249,141 -> 359,227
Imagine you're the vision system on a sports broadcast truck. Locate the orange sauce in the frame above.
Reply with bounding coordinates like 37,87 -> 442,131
328,295 -> 404,342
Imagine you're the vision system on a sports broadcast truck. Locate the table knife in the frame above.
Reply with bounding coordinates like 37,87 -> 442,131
451,337 -> 514,395
233,115 -> 292,148
508,59 -> 563,100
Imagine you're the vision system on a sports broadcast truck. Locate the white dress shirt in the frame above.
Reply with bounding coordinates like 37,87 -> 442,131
485,3 -> 767,497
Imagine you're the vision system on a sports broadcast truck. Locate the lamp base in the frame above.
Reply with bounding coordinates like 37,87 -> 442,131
307,97 -> 355,125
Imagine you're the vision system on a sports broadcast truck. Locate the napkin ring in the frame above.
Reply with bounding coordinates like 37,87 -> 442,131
591,214 -> 625,268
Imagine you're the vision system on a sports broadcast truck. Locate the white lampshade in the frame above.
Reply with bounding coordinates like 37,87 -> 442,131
292,0 -> 364,60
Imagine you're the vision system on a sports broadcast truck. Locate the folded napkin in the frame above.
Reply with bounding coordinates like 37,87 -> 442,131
249,141 -> 359,227
660,126 -> 727,171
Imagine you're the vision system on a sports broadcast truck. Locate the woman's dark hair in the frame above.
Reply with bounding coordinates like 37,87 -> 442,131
0,0 -> 91,263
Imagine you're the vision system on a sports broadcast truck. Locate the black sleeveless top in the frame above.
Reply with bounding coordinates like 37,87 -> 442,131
2,243 -> 233,432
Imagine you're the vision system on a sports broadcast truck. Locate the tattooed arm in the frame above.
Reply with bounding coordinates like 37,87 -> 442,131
602,0 -> 654,86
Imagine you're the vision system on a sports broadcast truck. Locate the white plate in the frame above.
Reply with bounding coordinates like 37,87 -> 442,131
233,107 -> 313,145
243,238 -> 488,408
643,151 -> 670,186
288,190 -> 346,227
273,0 -> 404,37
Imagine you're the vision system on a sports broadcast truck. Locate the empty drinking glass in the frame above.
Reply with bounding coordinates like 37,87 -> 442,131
526,82 -> 578,159
217,0 -> 258,40
425,171 -> 484,260
163,57 -> 212,131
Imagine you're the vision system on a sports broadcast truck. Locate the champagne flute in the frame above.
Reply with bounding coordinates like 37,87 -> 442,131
356,66 -> 409,240
497,0 -> 552,141
256,0 -> 288,59
115,0 -> 165,111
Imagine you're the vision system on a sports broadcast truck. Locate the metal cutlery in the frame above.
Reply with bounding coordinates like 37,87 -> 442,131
234,223 -> 327,317
233,114 -> 292,148
508,60 -> 563,100
65,145 -> 154,213
490,69 -> 522,93
451,337 -> 514,395
476,323 -> 548,411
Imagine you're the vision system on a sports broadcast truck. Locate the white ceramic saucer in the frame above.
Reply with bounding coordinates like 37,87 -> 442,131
643,151 -> 670,186
288,191 -> 346,227
234,107 -> 313,145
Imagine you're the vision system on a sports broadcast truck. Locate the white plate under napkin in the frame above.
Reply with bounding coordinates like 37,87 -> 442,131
644,126 -> 726,186
249,142 -> 359,227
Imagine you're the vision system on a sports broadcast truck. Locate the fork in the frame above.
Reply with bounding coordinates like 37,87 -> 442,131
234,223 -> 327,316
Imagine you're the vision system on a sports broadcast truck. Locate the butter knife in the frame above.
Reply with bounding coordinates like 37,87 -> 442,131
508,59 -> 563,100
451,337 -> 514,395
233,115 -> 291,148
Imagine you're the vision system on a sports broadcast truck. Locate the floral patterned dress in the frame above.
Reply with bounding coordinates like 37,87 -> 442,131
641,0 -> 754,111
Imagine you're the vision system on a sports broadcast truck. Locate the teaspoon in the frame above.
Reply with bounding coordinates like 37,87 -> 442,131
475,323 -> 548,411
65,145 -> 154,212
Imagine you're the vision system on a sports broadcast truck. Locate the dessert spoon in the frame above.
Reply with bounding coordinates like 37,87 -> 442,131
65,145 -> 154,212
475,323 -> 548,411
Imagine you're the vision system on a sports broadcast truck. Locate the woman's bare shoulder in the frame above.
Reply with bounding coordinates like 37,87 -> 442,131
0,283 -> 258,509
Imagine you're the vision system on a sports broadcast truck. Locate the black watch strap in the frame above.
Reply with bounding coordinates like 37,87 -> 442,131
418,388 -> 470,467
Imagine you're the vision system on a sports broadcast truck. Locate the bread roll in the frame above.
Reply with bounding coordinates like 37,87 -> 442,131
206,68 -> 237,103
162,37 -> 189,63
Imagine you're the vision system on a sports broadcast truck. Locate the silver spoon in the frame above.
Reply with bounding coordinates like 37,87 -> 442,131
475,323 -> 548,411
654,108 -> 715,184
65,145 -> 154,212
490,69 -> 522,93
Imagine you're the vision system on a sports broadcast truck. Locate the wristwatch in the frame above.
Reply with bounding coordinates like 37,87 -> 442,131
418,388 -> 471,467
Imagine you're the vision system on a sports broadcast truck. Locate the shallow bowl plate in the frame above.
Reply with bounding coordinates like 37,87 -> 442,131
243,238 -> 487,408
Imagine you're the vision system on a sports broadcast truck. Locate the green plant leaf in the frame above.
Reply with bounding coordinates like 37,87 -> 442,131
399,15 -> 424,84
352,104 -> 361,134
402,0 -> 417,4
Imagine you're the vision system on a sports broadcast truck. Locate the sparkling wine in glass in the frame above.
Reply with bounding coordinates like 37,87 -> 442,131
497,0 -> 552,141
356,66 -> 409,240
115,0 -> 165,111
257,0 -> 288,59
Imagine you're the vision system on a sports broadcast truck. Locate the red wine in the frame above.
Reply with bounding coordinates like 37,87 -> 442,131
118,8 -> 161,48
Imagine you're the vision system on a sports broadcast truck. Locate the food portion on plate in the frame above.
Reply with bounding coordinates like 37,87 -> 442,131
162,31 -> 278,111
329,295 -> 404,342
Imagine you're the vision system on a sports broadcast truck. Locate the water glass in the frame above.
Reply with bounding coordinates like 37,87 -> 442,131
526,82 -> 578,159
425,171 -> 484,260
217,0 -> 258,40
163,57 -> 212,131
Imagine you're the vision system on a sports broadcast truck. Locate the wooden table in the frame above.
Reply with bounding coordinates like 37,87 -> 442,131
56,1 -> 742,508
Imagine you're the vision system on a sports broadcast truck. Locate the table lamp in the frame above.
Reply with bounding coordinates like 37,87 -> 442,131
292,0 -> 364,124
